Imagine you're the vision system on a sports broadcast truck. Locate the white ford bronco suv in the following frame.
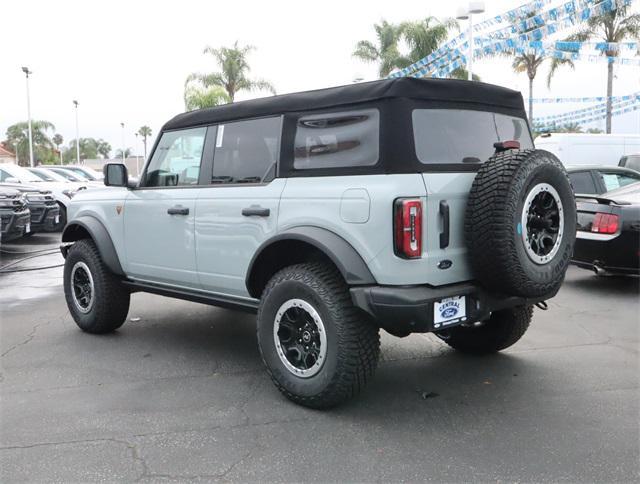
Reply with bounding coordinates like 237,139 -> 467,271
61,78 -> 576,408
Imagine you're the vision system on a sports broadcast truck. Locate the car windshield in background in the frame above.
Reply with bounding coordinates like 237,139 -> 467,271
29,169 -> 57,182
412,109 -> 533,165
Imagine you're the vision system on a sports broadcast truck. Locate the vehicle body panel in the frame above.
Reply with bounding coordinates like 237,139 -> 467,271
195,179 -> 287,296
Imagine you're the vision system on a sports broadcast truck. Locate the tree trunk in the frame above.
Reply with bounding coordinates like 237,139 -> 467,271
528,76 -> 534,123
606,60 -> 613,134
143,139 -> 147,160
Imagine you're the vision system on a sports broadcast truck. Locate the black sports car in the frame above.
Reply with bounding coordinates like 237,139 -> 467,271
572,182 -> 640,276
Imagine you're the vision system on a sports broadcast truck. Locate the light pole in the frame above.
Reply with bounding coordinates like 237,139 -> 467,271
73,100 -> 80,165
120,122 -> 126,163
135,132 -> 140,175
21,67 -> 34,167
456,1 -> 485,81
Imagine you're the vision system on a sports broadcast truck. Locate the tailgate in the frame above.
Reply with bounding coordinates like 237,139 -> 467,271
421,173 -> 475,285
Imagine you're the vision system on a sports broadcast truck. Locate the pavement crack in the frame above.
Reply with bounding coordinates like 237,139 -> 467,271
1,320 -> 51,358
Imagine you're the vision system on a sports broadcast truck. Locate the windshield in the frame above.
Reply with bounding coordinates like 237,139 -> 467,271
412,109 -> 533,165
6,164 -> 43,182
28,169 -> 57,182
50,168 -> 86,181
69,167 -> 99,180
62,167 -> 95,180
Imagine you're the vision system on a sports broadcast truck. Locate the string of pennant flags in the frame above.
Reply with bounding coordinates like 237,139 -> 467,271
536,103 -> 640,129
533,94 -> 640,123
529,93 -> 640,103
388,0 -> 636,80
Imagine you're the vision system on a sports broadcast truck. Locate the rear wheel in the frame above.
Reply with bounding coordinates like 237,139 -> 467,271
436,306 -> 533,355
257,262 -> 380,408
63,239 -> 130,334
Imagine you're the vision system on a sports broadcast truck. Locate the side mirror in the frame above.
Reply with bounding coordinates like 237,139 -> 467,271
5,177 -> 20,184
103,163 -> 128,187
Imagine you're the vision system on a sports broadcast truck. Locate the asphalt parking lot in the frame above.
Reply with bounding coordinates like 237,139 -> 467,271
1,232 -> 638,482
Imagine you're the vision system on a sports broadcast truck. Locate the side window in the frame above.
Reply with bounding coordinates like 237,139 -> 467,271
0,169 -> 11,182
212,117 -> 280,184
599,171 -> 640,192
293,109 -> 379,169
569,171 -> 597,194
144,127 -> 207,187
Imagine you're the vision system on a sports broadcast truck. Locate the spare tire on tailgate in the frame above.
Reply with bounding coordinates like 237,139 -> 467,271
465,149 -> 576,298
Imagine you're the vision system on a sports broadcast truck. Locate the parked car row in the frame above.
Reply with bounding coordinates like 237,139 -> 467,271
0,185 -> 60,241
0,163 -> 108,242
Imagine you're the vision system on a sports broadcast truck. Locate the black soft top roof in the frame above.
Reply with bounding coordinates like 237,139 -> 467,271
164,77 -> 525,130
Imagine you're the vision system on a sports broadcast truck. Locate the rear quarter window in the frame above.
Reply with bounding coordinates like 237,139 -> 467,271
293,109 -> 379,169
412,109 -> 533,165
569,171 -> 598,194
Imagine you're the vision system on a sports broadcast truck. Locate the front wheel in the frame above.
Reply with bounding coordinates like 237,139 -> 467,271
63,239 -> 130,334
257,262 -> 380,409
436,305 -> 533,355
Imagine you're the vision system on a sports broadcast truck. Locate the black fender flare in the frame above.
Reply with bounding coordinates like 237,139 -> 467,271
61,216 -> 124,276
246,226 -> 376,298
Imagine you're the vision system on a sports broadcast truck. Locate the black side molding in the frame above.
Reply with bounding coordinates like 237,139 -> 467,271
61,216 -> 124,275
122,280 -> 259,313
246,226 -> 376,298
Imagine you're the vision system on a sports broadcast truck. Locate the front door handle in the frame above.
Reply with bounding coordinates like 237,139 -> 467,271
167,205 -> 189,216
242,206 -> 270,217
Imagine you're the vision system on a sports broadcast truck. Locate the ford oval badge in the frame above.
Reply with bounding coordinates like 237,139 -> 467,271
438,259 -> 453,270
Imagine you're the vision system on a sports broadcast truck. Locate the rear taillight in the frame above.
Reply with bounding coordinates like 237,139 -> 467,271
394,198 -> 422,259
591,213 -> 619,234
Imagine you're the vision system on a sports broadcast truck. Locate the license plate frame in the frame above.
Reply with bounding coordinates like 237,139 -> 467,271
433,296 -> 466,329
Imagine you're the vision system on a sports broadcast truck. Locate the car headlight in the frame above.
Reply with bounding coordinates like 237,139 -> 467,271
62,189 -> 76,199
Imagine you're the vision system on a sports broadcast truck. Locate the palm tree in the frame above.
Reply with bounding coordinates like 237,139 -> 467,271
96,139 -> 111,159
136,126 -> 153,160
52,133 -> 63,163
559,122 -> 584,133
512,53 -> 548,122
185,41 -> 275,103
114,148 -> 132,159
549,4 -> 640,133
4,120 -> 55,166
184,84 -> 230,111
353,20 -> 409,77
399,17 -> 478,81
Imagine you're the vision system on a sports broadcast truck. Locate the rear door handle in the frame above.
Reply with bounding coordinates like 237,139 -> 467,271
242,206 -> 270,217
167,205 -> 189,216
439,200 -> 450,249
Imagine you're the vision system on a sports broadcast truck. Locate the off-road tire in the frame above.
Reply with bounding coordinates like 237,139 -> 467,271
436,305 -> 533,354
465,149 -> 576,298
257,262 -> 380,409
63,239 -> 130,334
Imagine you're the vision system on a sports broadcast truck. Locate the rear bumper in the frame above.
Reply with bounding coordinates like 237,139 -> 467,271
571,231 -> 639,276
350,282 -> 551,335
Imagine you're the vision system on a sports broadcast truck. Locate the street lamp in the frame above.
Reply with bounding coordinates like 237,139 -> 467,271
21,67 -> 34,167
120,122 -> 126,163
456,1 -> 485,81
73,100 -> 80,165
135,132 -> 140,176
